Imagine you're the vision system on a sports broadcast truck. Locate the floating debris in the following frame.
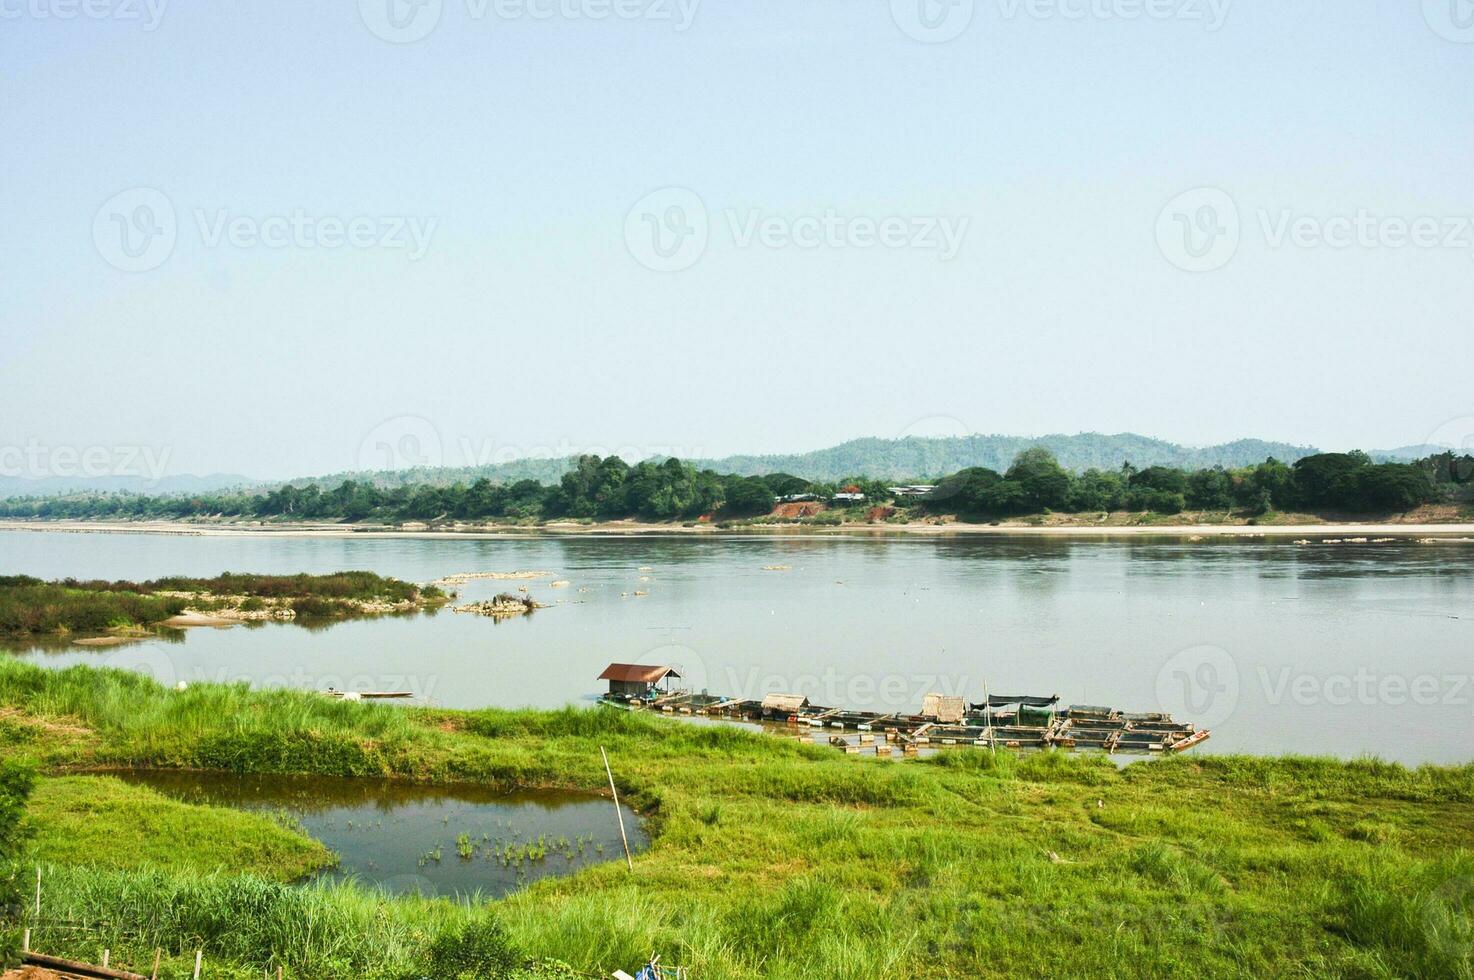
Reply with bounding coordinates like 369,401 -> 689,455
762,564 -> 791,571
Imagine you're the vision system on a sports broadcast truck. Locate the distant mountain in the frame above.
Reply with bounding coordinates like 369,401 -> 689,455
275,433 -> 1323,488
0,434 -> 1354,500
1370,444 -> 1451,463
691,433 -> 1322,482
0,473 -> 254,500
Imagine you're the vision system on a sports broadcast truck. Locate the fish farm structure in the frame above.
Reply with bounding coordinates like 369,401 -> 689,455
596,663 -> 1210,755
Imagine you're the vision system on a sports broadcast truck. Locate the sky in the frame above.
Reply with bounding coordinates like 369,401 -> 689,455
2,0 -> 1472,481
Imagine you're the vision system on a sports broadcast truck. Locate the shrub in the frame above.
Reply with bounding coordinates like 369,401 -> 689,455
427,914 -> 523,979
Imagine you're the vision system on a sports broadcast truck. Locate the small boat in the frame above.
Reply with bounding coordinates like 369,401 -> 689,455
321,689 -> 413,700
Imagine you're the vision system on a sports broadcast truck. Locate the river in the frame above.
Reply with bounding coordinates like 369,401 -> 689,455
1,529 -> 1470,765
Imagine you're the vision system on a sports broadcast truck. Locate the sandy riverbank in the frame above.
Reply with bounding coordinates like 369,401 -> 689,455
2,518 -> 1472,540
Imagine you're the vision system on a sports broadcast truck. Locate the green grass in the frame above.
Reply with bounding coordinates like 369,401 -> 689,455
0,658 -> 1471,978
0,572 -> 444,638
26,775 -> 332,879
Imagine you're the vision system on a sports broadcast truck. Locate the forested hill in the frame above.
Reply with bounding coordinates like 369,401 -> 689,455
694,434 -> 1321,482
3,434 -> 1425,501
284,433 -> 1323,490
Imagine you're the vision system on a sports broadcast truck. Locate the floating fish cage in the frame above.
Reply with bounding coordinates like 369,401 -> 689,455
595,666 -> 1209,756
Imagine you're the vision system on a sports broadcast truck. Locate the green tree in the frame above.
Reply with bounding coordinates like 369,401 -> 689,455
1067,469 -> 1127,512
1293,453 -> 1369,509
1185,468 -> 1234,510
722,476 -> 776,516
925,467 -> 1002,512
1005,448 -> 1071,511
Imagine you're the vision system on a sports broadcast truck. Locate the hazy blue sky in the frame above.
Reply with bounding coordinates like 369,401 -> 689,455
2,0 -> 1471,479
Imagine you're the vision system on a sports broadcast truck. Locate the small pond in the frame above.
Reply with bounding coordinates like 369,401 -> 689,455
113,771 -> 648,898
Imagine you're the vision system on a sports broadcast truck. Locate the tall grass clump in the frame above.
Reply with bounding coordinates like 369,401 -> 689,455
0,760 -> 35,965
1337,854 -> 1474,980
23,864 -> 534,979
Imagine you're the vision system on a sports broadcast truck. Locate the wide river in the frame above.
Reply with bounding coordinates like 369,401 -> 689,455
1,529 -> 1471,765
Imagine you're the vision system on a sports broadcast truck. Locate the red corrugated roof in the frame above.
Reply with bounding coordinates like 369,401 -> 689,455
598,663 -> 681,683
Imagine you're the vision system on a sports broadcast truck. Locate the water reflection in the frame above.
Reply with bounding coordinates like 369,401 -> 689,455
110,770 -> 646,898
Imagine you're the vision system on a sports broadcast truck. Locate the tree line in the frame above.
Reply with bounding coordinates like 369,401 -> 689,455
919,449 -> 1460,517
0,450 -> 1467,524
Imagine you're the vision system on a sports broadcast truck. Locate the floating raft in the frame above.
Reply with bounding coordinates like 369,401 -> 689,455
599,687 -> 1208,755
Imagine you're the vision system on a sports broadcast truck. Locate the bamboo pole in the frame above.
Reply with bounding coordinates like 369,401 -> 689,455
600,746 -> 634,872
150,949 -> 161,980
982,678 -> 996,756
193,948 -> 203,979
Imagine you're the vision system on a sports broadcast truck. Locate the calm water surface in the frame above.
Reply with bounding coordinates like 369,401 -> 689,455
111,770 -> 647,897
2,529 -> 1470,764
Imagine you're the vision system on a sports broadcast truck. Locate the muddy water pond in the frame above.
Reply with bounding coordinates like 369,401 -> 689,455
114,771 -> 648,898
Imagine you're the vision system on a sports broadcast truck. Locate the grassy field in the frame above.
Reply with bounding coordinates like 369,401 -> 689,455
0,659 -> 1470,978
26,775 -> 333,879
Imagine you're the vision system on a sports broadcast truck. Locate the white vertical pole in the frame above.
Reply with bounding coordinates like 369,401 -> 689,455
601,746 -> 634,872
